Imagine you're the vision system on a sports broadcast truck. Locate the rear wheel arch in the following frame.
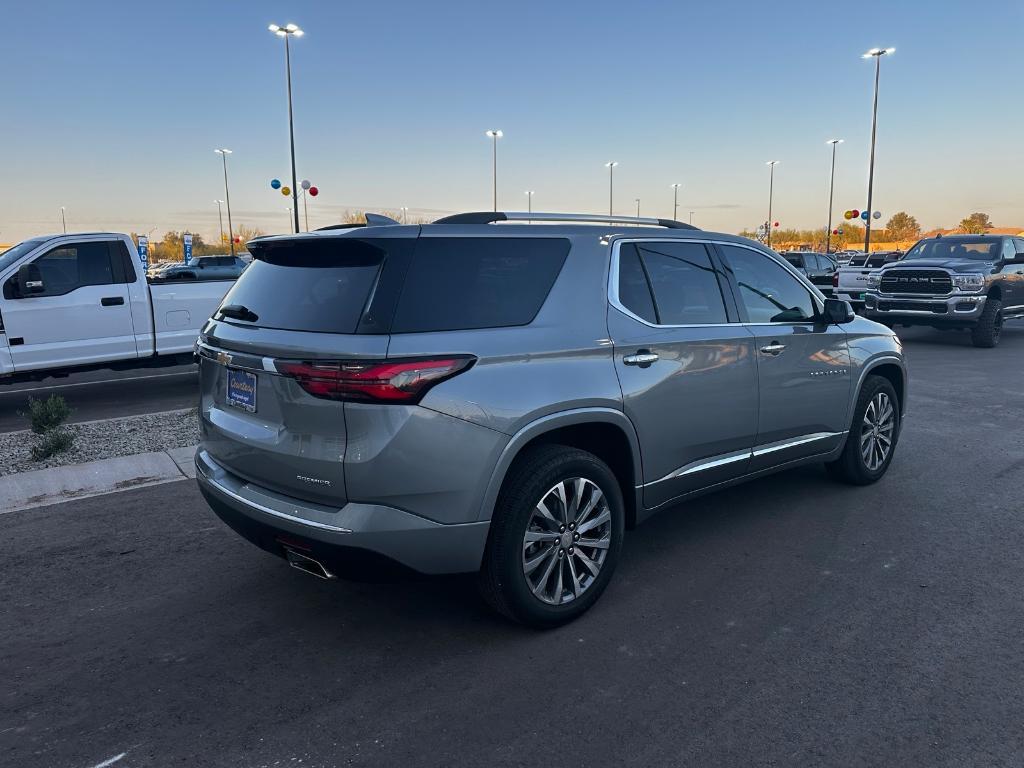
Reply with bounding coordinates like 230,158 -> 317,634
481,410 -> 642,529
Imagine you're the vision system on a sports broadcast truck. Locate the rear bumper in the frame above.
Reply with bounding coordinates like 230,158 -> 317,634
195,449 -> 490,575
864,292 -> 987,323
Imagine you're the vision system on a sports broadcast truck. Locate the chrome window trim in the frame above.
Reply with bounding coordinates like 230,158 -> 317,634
608,237 -> 825,330
642,431 -> 846,487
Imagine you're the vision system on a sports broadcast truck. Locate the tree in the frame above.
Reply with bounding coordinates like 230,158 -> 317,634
883,212 -> 921,242
959,212 -> 992,234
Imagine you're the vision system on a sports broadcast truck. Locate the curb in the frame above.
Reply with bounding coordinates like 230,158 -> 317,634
0,445 -> 197,514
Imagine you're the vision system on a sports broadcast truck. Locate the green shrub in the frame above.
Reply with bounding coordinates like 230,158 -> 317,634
30,428 -> 75,461
21,395 -> 72,434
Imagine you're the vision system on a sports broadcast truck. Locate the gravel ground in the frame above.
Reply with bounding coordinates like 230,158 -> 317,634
0,408 -> 199,476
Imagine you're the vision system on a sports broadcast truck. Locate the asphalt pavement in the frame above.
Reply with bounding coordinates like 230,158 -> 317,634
3,325 -> 1024,767
0,364 -> 197,432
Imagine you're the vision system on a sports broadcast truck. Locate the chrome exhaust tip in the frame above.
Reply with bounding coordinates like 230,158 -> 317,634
283,547 -> 336,580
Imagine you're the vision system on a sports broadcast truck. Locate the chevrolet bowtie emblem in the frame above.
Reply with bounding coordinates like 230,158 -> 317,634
216,351 -> 233,366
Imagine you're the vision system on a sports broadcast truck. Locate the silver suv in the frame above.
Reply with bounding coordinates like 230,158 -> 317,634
195,211 -> 907,627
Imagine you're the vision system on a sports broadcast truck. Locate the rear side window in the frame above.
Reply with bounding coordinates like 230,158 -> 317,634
616,241 -> 729,325
391,237 -> 569,333
719,245 -> 816,323
221,238 -> 409,333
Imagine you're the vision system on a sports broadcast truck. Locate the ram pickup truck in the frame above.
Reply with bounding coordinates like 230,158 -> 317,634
864,234 -> 1024,347
0,233 -> 232,381
834,251 -> 904,310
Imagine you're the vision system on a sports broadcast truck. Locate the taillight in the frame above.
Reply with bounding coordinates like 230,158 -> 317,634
832,272 -> 839,288
275,357 -> 474,404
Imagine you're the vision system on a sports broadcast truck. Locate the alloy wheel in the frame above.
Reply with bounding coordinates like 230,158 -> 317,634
522,478 -> 612,606
860,391 -> 895,472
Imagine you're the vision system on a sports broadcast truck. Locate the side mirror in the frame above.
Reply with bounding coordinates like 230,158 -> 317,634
17,263 -> 44,295
823,297 -> 855,325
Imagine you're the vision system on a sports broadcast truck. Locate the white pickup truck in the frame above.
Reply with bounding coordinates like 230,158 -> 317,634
0,233 -> 231,382
833,251 -> 904,310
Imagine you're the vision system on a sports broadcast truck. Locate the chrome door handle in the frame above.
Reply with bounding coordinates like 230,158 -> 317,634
623,352 -> 659,366
760,343 -> 786,356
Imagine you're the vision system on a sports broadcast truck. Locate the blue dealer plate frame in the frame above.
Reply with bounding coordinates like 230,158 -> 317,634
226,368 -> 257,413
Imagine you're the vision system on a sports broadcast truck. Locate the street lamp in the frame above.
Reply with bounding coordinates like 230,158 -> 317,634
766,160 -> 780,248
524,190 -> 535,216
634,198 -> 641,219
861,47 -> 894,253
485,130 -> 502,211
824,139 -> 844,255
214,200 -> 225,246
214,149 -> 235,256
59,206 -> 66,234
604,162 -> 618,216
269,22 -> 304,234
671,183 -> 681,221
400,206 -> 409,224
689,211 -> 694,225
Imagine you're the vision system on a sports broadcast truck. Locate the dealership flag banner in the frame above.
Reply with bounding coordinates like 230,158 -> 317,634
137,236 -> 148,268
183,234 -> 193,264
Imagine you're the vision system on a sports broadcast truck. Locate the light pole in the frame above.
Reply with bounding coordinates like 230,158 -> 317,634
862,47 -> 894,253
400,206 -> 409,224
671,183 -> 681,221
214,149 -> 235,256
689,211 -> 694,225
634,198 -> 641,219
605,162 -> 618,216
766,160 -> 780,248
214,200 -> 225,247
59,206 -> 66,234
485,130 -> 502,211
824,139 -> 843,255
524,190 -> 534,215
269,23 -> 304,234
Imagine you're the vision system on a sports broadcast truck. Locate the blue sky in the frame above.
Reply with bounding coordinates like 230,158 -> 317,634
2,0 -> 1022,243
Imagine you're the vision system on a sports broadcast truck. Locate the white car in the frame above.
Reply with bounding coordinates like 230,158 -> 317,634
0,233 -> 232,381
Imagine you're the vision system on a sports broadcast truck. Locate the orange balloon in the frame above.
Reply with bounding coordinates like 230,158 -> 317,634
281,186 -> 291,196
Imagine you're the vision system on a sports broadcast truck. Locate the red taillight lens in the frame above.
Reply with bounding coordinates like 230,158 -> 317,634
276,357 -> 474,404
832,272 -> 839,288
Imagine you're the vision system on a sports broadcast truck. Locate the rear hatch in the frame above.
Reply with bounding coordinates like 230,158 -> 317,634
197,229 -> 416,505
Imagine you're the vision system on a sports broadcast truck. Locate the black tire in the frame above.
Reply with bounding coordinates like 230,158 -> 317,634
826,375 -> 901,486
478,444 -> 625,628
970,297 -> 1003,348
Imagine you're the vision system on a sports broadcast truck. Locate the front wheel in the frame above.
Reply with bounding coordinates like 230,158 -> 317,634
826,375 -> 901,485
970,297 -> 1002,348
478,445 -> 625,628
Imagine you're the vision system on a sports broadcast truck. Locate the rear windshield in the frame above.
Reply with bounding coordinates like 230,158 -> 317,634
217,238 -> 396,333
391,237 -> 570,333
904,238 -> 1000,261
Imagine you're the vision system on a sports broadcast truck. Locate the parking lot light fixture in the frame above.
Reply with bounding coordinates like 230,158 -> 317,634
862,47 -> 894,253
270,22 -> 304,234
766,160 -> 780,247
825,140 -> 843,255
605,162 -> 618,216
524,190 -> 534,216
60,206 -> 66,234
485,130 -> 503,211
214,149 -> 235,256
671,183 -> 681,221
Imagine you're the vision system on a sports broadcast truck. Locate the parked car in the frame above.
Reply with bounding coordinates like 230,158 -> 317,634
194,211 -> 907,627
864,234 -> 1024,347
834,251 -> 904,310
780,251 -> 838,296
151,255 -> 247,282
0,233 -> 231,381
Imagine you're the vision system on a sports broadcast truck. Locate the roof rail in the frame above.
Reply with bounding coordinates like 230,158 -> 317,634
315,223 -> 365,231
433,211 -> 699,230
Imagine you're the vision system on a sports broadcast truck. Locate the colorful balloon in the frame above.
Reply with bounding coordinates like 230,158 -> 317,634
872,210 -> 882,219
308,186 -> 319,197
271,179 -> 281,189
860,210 -> 869,220
843,211 -> 852,220
852,209 -> 860,218
301,179 -> 311,190
281,186 -> 291,196
773,221 -> 779,227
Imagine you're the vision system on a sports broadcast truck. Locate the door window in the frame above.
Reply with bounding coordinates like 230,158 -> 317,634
30,242 -> 116,297
719,245 -> 817,323
1001,239 -> 1016,261
815,255 -> 836,272
616,241 -> 729,325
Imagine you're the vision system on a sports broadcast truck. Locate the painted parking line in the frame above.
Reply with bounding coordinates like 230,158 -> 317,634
1,369 -> 196,395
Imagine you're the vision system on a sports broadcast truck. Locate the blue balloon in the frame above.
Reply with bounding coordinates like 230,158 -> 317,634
270,178 -> 281,189
860,210 -> 869,220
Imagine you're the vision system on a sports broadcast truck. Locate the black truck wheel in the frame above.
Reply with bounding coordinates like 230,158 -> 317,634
970,298 -> 1003,348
